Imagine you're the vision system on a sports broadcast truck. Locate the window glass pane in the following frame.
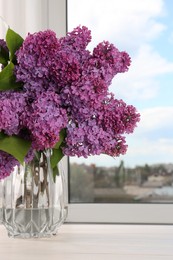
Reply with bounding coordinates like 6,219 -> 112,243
68,0 -> 173,203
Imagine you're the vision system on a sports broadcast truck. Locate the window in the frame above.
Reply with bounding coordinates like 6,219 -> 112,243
67,0 -> 173,223
0,0 -> 173,224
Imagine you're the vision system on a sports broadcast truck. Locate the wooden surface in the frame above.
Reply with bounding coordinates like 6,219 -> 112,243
0,224 -> 173,259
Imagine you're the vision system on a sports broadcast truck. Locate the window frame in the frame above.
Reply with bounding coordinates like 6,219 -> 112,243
67,203 -> 173,224
1,0 -> 173,225
65,0 -> 173,224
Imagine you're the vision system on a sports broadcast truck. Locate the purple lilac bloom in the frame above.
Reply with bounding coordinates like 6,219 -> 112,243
63,94 -> 140,158
60,36 -> 131,113
50,49 -> 82,87
63,121 -> 128,158
60,25 -> 92,50
15,30 -> 60,94
96,95 -> 141,135
54,26 -> 91,87
15,26 -> 92,94
23,91 -> 68,150
0,151 -> 19,180
0,25 -> 140,180
0,91 -> 27,135
91,41 -> 131,85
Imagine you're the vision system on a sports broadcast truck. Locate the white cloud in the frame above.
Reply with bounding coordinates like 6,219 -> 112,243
69,0 -> 171,102
111,44 -> 173,101
126,137 -> 173,166
132,45 -> 173,76
138,106 -> 173,132
123,106 -> 173,165
169,32 -> 173,44
68,0 -> 166,51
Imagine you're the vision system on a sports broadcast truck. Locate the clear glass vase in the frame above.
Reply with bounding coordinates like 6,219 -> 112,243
1,150 -> 68,238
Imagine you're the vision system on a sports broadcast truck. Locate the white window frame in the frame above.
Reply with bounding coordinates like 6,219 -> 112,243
67,203 -> 173,224
64,0 -> 173,224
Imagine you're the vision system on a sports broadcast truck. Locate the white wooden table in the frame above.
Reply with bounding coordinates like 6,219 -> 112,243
0,224 -> 173,260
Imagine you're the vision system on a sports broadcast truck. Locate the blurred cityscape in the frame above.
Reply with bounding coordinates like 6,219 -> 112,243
70,161 -> 173,203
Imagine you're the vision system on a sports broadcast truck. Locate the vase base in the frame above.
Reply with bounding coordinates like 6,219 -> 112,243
7,230 -> 59,239
2,207 -> 67,239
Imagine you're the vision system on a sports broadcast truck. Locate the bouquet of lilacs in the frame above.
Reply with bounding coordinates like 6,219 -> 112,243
0,26 -> 140,180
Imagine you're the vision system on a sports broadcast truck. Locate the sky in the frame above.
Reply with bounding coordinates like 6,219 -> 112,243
68,0 -> 173,168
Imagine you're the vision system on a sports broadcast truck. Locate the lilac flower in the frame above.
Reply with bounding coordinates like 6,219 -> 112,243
60,25 -> 92,50
15,30 -> 60,94
23,91 -> 68,150
91,41 -> 131,85
63,93 -> 140,158
96,95 -> 141,135
0,151 -> 19,180
50,49 -> 83,87
15,26 -> 91,94
63,121 -> 128,158
0,25 -> 140,180
0,91 -> 27,135
55,26 -> 91,86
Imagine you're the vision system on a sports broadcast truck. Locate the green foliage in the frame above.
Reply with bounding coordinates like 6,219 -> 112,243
6,28 -> 23,63
53,129 -> 66,149
0,62 -> 22,91
0,46 -> 9,66
0,134 -> 31,164
50,129 -> 66,180
50,148 -> 64,169
50,148 -> 64,180
0,29 -> 24,91
0,132 -> 6,139
52,165 -> 59,181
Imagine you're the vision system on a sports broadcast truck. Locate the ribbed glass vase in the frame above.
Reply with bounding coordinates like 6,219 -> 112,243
1,150 -> 68,238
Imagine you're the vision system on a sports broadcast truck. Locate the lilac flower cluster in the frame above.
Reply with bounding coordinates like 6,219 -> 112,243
23,91 -> 68,150
0,151 -> 19,179
63,94 -> 138,158
0,90 -> 27,135
15,30 -> 59,95
0,26 -> 140,180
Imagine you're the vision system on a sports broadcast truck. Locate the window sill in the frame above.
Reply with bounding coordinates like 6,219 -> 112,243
0,224 -> 173,259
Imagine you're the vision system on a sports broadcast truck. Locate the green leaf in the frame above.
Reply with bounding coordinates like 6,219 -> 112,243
0,48 -> 9,67
0,45 -> 9,66
50,148 -> 64,182
53,166 -> 59,181
53,129 -> 66,149
0,132 -> 6,139
51,129 -> 66,181
0,57 -> 7,67
6,28 -> 23,62
50,148 -> 64,169
0,62 -> 22,91
0,135 -> 31,164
